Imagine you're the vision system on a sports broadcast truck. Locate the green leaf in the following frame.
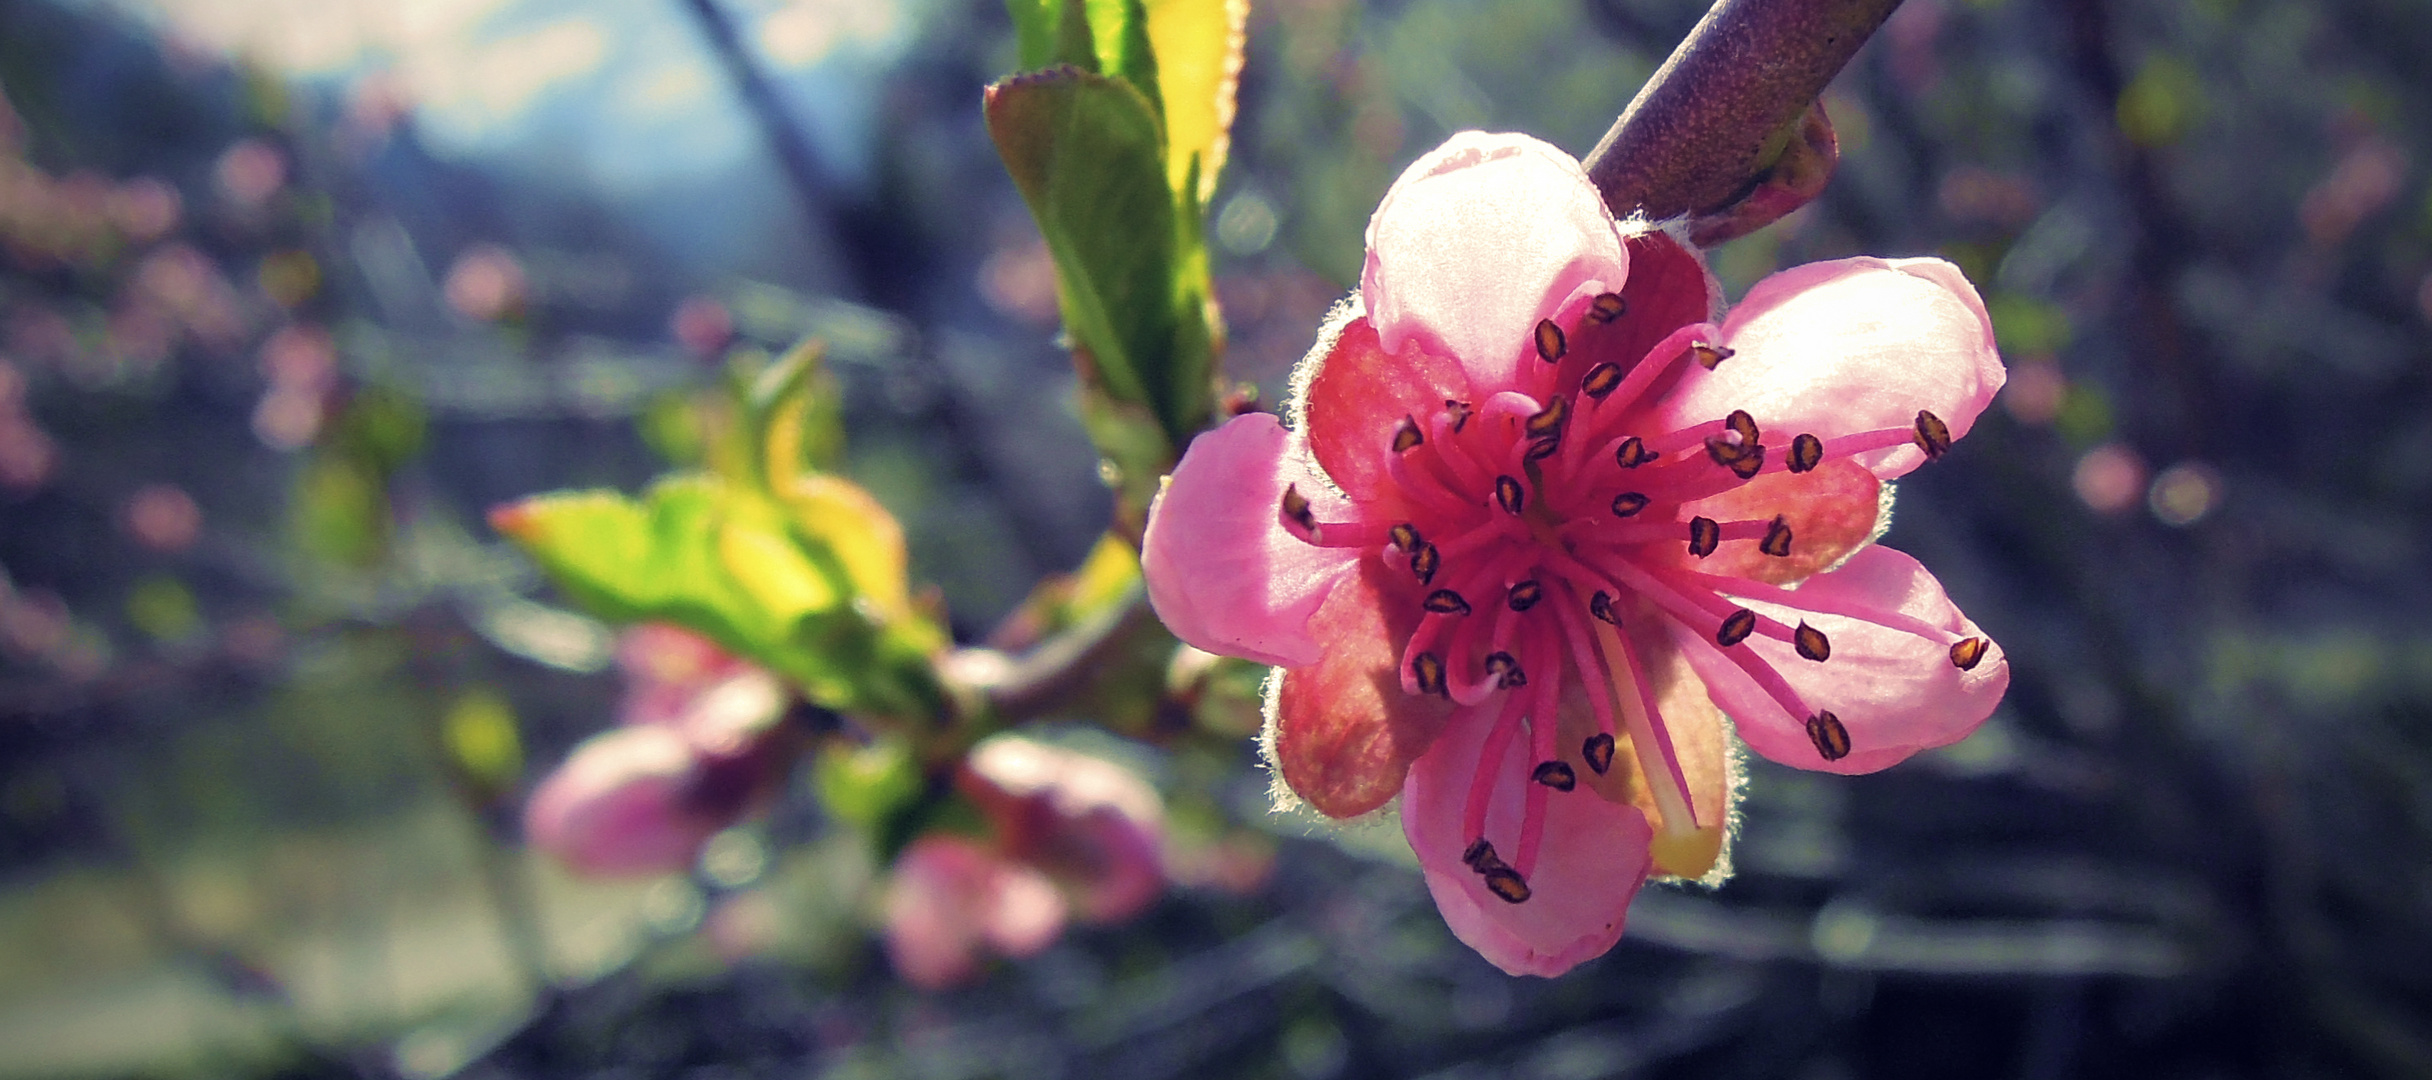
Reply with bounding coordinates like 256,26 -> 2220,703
985,67 -> 1214,461
1143,0 -> 1246,202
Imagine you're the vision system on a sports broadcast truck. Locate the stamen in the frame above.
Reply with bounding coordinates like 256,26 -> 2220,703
1524,436 -> 1561,462
1717,608 -> 1757,646
1724,409 -> 1761,446
1950,637 -> 1990,670
1445,399 -> 1474,434
1588,590 -> 1621,625
1914,410 -> 1952,459
1532,761 -> 1577,791
1610,492 -> 1650,518
1483,651 -> 1526,688
1412,652 -> 1449,697
1525,396 -> 1568,437
1688,516 -> 1720,557
1533,319 -> 1567,362
1461,838 -> 1494,868
1494,475 -> 1526,515
1279,485 -> 1317,535
1423,590 -> 1472,616
1582,733 -> 1615,774
1587,292 -> 1627,323
1392,415 -> 1425,453
1506,580 -> 1543,611
1389,523 -> 1421,551
1795,622 -> 1832,661
1707,439 -> 1765,479
1806,711 -> 1852,760
1691,342 -> 1735,370
1580,363 -> 1623,399
1482,866 -> 1532,903
1788,433 -> 1823,473
1759,515 -> 1794,557
1614,436 -> 1658,468
1410,542 -> 1441,585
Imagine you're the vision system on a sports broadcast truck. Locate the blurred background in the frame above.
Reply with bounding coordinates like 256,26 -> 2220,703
2,0 -> 2430,1076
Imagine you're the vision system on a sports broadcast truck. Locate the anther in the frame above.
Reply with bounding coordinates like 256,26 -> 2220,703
1581,363 -> 1623,399
1611,492 -> 1650,518
1280,485 -> 1318,537
1794,621 -> 1832,661
1445,399 -> 1473,433
1524,436 -> 1562,462
1494,475 -> 1526,514
1914,410 -> 1952,460
1506,580 -> 1543,611
1949,637 -> 1990,670
1588,591 -> 1622,625
1461,838 -> 1495,869
1581,733 -> 1615,775
1707,438 -> 1765,478
1482,866 -> 1532,903
1788,433 -> 1824,473
1615,436 -> 1657,468
1525,396 -> 1568,437
1725,409 -> 1761,446
1412,653 -> 1449,698
1410,542 -> 1441,585
1532,761 -> 1577,791
1691,342 -> 1736,370
1759,515 -> 1794,557
1588,292 -> 1627,323
1534,319 -> 1567,362
1423,589 -> 1472,616
1805,710 -> 1851,761
1392,415 -> 1425,453
1687,516 -> 1720,558
1482,652 -> 1527,688
1389,523 -> 1421,551
1717,608 -> 1757,646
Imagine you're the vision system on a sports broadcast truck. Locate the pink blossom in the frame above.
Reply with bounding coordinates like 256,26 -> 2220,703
883,834 -> 1066,990
1141,132 -> 2010,976
525,626 -> 795,877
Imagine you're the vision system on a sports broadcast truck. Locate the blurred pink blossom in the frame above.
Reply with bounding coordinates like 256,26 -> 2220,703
884,834 -> 1066,990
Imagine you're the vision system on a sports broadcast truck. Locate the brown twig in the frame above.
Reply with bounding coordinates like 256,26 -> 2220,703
1583,0 -> 1903,224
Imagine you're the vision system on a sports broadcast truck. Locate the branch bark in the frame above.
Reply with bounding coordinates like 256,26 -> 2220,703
1583,0 -> 1903,224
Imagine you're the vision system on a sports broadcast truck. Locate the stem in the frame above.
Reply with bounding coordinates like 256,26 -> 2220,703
1582,0 -> 1903,222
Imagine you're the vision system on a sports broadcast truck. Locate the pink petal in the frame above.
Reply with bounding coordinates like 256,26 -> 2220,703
1664,257 -> 2005,479
1361,131 -> 1628,392
1604,230 -> 1719,374
1401,702 -> 1654,978
1671,546 -> 2009,775
1677,458 -> 1882,586
884,835 -> 1000,989
1143,413 -> 1359,667
523,726 -> 715,877
1297,310 -> 1475,508
1270,563 -> 1456,819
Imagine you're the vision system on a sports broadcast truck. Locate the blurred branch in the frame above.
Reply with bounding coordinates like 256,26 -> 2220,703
949,584 -> 1158,723
1582,0 -> 1901,223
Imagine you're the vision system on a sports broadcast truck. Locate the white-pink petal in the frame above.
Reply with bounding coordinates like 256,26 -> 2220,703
1401,702 -> 1653,977
1670,545 -> 2009,775
1361,131 -> 1628,393
1142,413 -> 1358,667
1667,257 -> 2006,479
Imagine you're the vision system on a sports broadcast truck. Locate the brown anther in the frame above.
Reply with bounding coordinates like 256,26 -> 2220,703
1588,292 -> 1628,323
1706,439 -> 1765,479
1806,710 -> 1851,761
1725,409 -> 1761,446
1611,492 -> 1650,518
1615,436 -> 1657,468
1392,415 -> 1425,453
1759,515 -> 1794,557
1688,516 -> 1720,557
1581,733 -> 1616,775
1481,866 -> 1532,903
1280,485 -> 1317,536
1588,590 -> 1622,625
1388,523 -> 1421,551
1423,589 -> 1472,616
1533,318 -> 1566,362
1949,636 -> 1990,670
1717,608 -> 1757,646
1525,395 -> 1568,437
1794,621 -> 1832,662
1483,652 -> 1526,688
1913,410 -> 1952,460
1691,342 -> 1736,370
1445,399 -> 1473,433
1494,475 -> 1526,515
1581,363 -> 1623,399
1461,838 -> 1494,869
1532,761 -> 1577,791
1412,653 -> 1449,698
1524,436 -> 1562,462
1410,541 -> 1441,585
1498,581 -> 1539,612
1788,433 -> 1824,473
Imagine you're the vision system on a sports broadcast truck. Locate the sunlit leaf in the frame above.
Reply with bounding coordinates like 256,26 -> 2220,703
1143,0 -> 1247,202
